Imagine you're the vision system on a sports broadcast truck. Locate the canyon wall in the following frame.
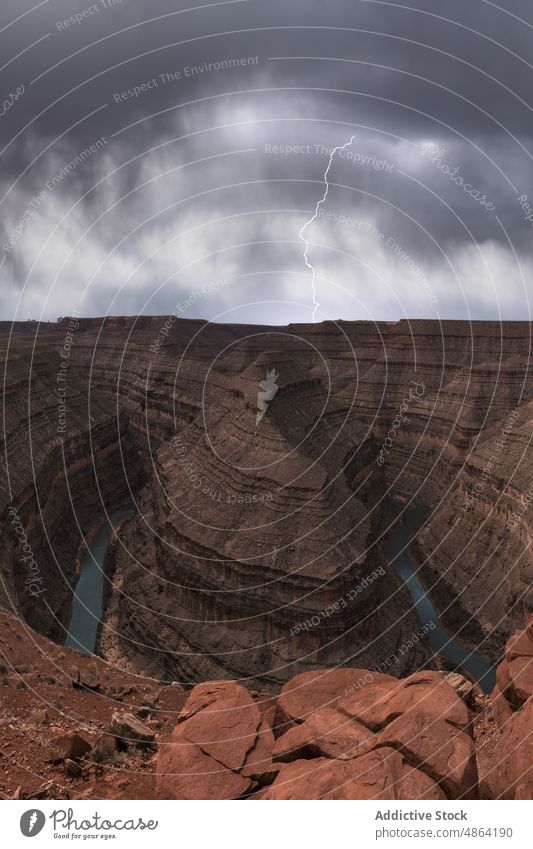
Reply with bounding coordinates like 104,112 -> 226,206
0,318 -> 531,686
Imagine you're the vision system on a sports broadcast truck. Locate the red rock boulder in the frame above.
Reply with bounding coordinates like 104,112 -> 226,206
486,696 -> 533,799
491,617 -> 533,727
272,707 -> 375,762
155,680 -> 272,799
259,748 -> 445,800
376,713 -> 477,798
49,731 -> 92,763
337,670 -> 469,731
275,668 -> 395,730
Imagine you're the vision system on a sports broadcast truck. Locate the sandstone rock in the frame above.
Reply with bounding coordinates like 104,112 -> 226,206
111,712 -> 155,748
505,625 -> 533,662
50,731 -> 92,763
276,668 -> 393,728
91,733 -> 118,763
514,783 -> 533,800
508,656 -> 533,703
338,670 -> 469,731
155,681 -> 265,799
155,737 -> 252,800
30,780 -> 59,800
445,672 -> 476,706
74,661 -> 100,691
176,681 -> 261,771
261,748 -> 446,800
241,720 -> 276,782
491,682 -> 515,730
376,713 -> 478,798
273,707 -> 375,762
486,697 -> 533,799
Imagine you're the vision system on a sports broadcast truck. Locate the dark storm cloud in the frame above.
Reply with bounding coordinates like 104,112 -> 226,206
1,0 -> 532,321
2,0 -> 532,143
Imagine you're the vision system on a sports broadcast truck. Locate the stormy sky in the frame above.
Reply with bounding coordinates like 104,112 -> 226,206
1,0 -> 532,324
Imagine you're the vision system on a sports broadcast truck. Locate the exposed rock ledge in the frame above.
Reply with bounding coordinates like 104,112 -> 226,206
156,616 -> 531,800
1,610 -> 530,800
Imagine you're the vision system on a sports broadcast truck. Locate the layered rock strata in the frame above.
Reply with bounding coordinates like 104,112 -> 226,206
0,319 -> 531,685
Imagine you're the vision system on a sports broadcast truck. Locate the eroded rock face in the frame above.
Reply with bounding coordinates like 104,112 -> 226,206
2,318 -> 531,687
260,749 -> 446,800
272,707 -> 375,762
337,670 -> 470,732
491,619 -> 533,725
376,714 -> 477,799
275,668 -> 397,728
487,617 -> 533,799
486,698 -> 533,800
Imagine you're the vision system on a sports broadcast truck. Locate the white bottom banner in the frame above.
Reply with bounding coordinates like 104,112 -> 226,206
2,800 -> 530,848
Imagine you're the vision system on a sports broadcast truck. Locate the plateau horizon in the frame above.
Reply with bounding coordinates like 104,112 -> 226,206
149,275 -> 235,354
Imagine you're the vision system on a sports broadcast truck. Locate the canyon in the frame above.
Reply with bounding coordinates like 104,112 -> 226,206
0,316 -> 531,798
1,317 -> 531,683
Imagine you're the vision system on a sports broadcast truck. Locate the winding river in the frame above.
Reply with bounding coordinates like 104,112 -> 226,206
64,509 -> 133,655
389,501 -> 496,693
65,502 -> 496,692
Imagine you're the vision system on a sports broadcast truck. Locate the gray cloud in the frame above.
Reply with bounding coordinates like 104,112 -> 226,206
1,0 -> 532,322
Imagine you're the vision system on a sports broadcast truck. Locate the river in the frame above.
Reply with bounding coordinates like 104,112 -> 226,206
64,509 -> 133,655
389,501 -> 496,693
65,502 -> 496,690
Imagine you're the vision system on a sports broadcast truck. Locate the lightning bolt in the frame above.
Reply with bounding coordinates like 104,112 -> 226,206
299,135 -> 356,322
28,812 -> 37,833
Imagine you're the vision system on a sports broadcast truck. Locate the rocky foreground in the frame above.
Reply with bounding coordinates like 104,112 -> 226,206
0,610 -> 531,800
